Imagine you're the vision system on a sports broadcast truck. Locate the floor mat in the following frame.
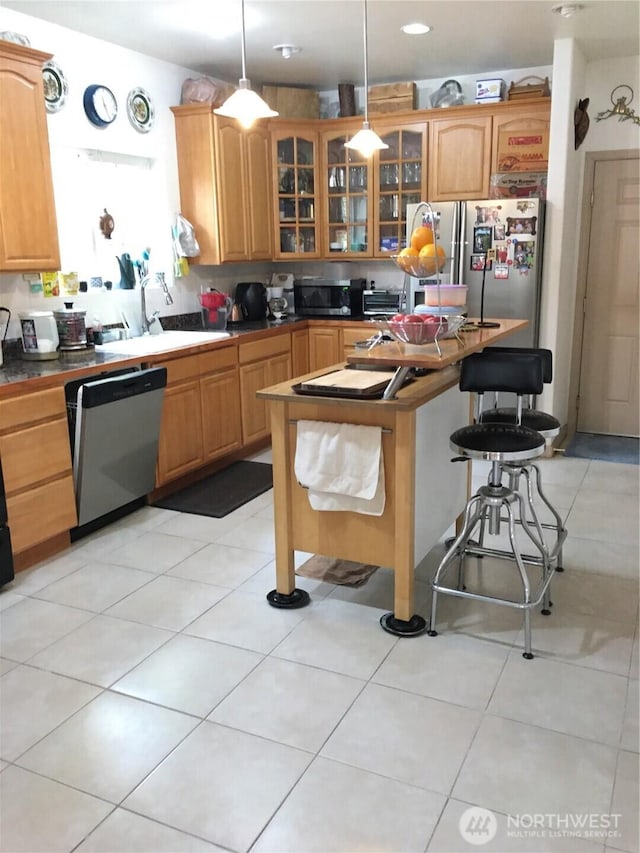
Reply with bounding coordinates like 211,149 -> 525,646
296,555 -> 378,587
152,461 -> 273,517
564,432 -> 639,465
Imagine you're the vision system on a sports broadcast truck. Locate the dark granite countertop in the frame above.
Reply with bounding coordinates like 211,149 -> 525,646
0,314 -> 311,391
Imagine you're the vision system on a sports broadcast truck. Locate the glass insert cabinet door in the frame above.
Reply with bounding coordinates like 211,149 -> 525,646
324,131 -> 370,256
274,132 -> 319,257
374,125 -> 427,257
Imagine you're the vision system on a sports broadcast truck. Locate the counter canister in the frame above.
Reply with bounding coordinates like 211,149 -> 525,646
19,310 -> 60,360
53,303 -> 87,350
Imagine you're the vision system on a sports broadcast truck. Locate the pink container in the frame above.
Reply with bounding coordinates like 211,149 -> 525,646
422,284 -> 468,307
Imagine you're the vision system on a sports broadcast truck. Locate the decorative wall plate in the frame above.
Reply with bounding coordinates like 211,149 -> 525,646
126,87 -> 154,133
42,60 -> 68,113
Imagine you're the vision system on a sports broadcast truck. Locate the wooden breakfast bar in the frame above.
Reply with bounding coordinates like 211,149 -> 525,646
257,319 -> 528,636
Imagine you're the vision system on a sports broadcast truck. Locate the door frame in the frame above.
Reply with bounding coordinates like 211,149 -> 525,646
567,149 -> 640,441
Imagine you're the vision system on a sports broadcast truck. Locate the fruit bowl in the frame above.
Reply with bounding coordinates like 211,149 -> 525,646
390,251 -> 447,278
373,313 -> 466,347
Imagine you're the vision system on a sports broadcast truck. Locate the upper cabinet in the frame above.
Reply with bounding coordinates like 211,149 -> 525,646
0,42 -> 60,272
271,123 -> 321,259
321,124 -> 371,257
372,120 -> 428,257
171,105 -> 272,264
428,114 -> 492,201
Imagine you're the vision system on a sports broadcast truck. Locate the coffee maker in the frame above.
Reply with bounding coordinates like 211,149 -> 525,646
232,282 -> 268,323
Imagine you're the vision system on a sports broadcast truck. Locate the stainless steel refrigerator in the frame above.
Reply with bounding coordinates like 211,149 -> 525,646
406,199 -> 545,348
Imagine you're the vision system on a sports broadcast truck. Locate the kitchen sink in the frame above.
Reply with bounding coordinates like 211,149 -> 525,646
95,330 -> 231,356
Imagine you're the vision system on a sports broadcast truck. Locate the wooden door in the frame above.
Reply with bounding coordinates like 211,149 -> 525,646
577,156 -> 639,436
322,126 -> 371,257
428,116 -> 492,200
308,327 -> 341,370
201,368 -> 242,461
291,328 -> 309,376
271,126 -> 320,258
156,380 -> 204,483
245,122 -> 273,259
215,117 -> 249,261
0,43 -> 60,271
240,361 -> 270,444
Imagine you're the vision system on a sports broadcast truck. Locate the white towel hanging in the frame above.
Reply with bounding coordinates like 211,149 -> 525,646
294,420 -> 385,515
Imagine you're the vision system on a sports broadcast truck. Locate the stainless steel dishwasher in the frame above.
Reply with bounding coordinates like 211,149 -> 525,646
65,366 -> 167,535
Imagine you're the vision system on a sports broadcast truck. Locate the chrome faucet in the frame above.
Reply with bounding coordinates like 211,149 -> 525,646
140,272 -> 174,334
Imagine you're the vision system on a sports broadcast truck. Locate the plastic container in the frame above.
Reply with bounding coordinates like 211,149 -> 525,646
422,284 -> 468,307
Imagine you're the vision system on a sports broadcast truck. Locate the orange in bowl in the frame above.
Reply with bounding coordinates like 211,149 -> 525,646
419,243 -> 446,275
396,246 -> 420,273
410,225 -> 434,252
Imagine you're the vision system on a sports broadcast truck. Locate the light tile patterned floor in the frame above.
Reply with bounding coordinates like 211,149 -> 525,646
0,452 -> 638,853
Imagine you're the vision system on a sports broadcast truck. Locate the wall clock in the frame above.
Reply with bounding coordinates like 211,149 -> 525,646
126,87 -> 154,133
83,84 -> 118,127
42,61 -> 68,113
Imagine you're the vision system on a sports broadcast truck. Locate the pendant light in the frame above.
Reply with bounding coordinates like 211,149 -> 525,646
214,0 -> 278,129
344,0 -> 388,157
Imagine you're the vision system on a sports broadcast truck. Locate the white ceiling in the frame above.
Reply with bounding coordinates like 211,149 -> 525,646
4,0 -> 639,89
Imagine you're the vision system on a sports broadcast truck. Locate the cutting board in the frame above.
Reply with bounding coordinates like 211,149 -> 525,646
296,368 -> 396,398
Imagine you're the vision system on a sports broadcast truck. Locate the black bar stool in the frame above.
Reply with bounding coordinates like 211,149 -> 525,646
476,347 -> 567,575
428,351 -> 554,659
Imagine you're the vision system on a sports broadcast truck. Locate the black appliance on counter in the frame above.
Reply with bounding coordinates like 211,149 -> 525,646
232,282 -> 268,323
293,277 -> 365,317
0,455 -> 15,587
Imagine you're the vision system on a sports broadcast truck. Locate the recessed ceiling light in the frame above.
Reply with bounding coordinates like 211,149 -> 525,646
551,4 -> 584,18
273,44 -> 302,60
401,22 -> 431,35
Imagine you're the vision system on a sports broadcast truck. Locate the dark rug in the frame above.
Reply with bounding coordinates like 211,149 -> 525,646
565,432 -> 639,465
153,461 -> 273,517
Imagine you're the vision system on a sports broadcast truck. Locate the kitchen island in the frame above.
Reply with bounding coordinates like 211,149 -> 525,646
258,319 -> 528,636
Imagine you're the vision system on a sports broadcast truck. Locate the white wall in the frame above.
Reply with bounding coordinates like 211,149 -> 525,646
539,45 -> 639,424
0,8 -> 201,339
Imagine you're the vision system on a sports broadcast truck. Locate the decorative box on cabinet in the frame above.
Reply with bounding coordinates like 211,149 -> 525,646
171,105 -> 272,264
0,42 -> 60,271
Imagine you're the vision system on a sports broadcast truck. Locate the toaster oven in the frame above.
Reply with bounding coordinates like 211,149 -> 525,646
362,289 -> 406,316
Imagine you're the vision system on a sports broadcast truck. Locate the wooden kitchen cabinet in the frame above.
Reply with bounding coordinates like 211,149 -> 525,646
171,105 -> 272,264
156,346 -> 242,485
0,42 -> 60,272
239,333 -> 292,444
291,328 -> 309,376
321,124 -> 371,257
0,387 -> 76,556
490,101 -> 550,173
428,114 -> 492,201
199,347 -> 242,462
271,124 -> 321,258
308,327 -> 341,371
372,120 -> 428,256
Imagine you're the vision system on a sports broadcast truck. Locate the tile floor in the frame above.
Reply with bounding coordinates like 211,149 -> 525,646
0,451 -> 638,853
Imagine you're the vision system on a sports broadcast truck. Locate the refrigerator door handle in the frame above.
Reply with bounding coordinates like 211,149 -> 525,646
457,202 -> 467,284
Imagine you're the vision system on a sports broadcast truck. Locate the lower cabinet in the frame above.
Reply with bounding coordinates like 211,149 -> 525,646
291,327 -> 309,377
308,327 -> 341,371
0,387 -> 77,555
239,333 -> 292,444
156,346 -> 242,486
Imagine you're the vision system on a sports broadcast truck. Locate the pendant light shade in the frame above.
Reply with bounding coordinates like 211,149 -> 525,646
214,0 -> 278,128
344,0 -> 388,157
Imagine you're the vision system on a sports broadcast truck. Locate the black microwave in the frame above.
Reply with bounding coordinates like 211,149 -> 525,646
293,278 -> 365,317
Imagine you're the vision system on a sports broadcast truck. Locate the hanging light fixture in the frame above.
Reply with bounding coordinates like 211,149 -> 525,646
344,0 -> 388,157
214,0 -> 278,129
